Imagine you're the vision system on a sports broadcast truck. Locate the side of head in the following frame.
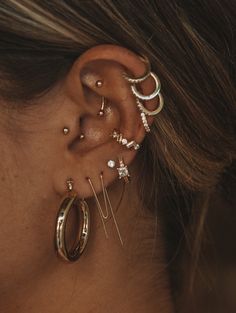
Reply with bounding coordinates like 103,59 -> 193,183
0,1 -> 235,311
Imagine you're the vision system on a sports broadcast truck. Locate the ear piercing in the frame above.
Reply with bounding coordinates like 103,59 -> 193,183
63,127 -> 85,140
107,157 -> 130,183
55,177 -> 90,262
98,96 -> 106,116
107,160 -> 116,168
95,80 -> 103,88
112,130 -> 140,150
140,111 -> 151,132
87,173 -> 124,245
117,156 -> 130,183
63,127 -> 70,135
123,61 -> 164,132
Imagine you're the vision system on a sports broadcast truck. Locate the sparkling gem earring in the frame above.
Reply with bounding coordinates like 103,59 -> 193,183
123,58 -> 164,132
112,130 -> 140,150
107,159 -> 116,168
55,178 -> 90,262
117,156 -> 130,183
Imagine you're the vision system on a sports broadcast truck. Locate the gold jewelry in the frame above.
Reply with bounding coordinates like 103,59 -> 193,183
95,80 -> 103,88
63,127 -> 70,135
79,133 -> 85,140
98,96 -> 106,116
124,59 -> 164,132
55,179 -> 90,262
87,173 -> 124,246
112,130 -> 140,150
107,159 -> 116,168
117,157 -> 130,183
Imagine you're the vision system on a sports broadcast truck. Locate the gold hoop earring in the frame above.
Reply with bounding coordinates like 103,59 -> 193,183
55,179 -> 90,262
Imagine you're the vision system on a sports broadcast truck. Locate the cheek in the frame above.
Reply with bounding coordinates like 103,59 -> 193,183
0,142 -> 60,295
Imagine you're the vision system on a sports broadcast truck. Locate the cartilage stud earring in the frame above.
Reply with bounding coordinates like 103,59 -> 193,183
112,130 -> 140,150
117,157 -> 130,183
95,80 -> 103,88
107,160 -> 116,168
63,127 -> 70,135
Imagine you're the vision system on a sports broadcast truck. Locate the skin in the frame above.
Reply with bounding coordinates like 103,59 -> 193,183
0,45 -> 174,313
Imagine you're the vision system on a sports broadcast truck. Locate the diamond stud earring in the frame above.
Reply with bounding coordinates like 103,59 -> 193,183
107,160 -> 116,169
117,157 -> 130,183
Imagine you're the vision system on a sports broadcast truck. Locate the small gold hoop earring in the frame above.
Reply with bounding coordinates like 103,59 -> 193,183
55,179 -> 90,262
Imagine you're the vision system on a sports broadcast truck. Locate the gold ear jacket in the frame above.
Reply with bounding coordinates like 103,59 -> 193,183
87,173 -> 124,246
55,179 -> 90,262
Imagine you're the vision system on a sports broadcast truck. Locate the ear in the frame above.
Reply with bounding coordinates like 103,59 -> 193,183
53,45 -> 159,198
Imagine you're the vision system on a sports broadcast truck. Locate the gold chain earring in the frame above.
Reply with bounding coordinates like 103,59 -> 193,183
55,178 -> 90,262
87,173 -> 125,246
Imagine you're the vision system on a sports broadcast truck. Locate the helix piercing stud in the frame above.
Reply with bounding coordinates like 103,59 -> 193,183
79,134 -> 85,140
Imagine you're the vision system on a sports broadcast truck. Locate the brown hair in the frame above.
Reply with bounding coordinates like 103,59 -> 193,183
0,1 -> 235,311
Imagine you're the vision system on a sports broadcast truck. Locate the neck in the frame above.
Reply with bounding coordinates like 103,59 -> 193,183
3,174 -> 174,313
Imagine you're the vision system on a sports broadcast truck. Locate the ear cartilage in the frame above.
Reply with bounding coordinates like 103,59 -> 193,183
112,130 -> 140,151
123,60 -> 164,133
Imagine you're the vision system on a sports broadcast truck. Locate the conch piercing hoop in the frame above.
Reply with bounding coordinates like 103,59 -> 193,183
87,174 -> 124,246
55,179 -> 90,262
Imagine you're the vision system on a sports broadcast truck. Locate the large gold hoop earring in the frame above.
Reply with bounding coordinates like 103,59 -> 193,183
55,180 -> 90,262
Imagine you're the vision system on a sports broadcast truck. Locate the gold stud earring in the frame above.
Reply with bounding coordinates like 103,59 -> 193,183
79,133 -> 85,140
95,80 -> 103,88
63,127 -> 70,135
